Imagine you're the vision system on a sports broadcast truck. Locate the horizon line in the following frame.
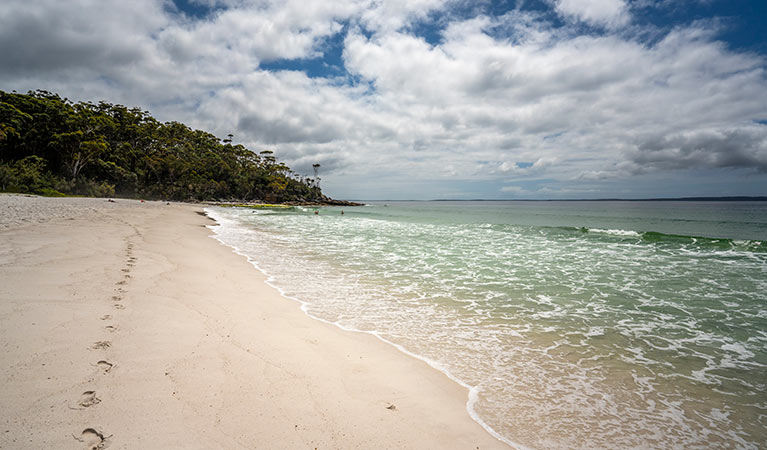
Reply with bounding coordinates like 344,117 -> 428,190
346,196 -> 767,203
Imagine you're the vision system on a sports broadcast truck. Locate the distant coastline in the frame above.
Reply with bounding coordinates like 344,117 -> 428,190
406,196 -> 767,202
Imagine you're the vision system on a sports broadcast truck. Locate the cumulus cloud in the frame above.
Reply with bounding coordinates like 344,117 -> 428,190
338,14 -> 766,182
359,0 -> 449,33
554,0 -> 630,29
500,185 -> 526,194
1,0 -> 765,198
632,126 -> 767,172
0,0 -> 166,76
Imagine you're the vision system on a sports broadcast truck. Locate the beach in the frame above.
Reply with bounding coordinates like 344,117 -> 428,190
0,195 -> 507,450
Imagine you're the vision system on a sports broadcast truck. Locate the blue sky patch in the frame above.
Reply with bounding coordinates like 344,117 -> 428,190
170,0 -> 220,19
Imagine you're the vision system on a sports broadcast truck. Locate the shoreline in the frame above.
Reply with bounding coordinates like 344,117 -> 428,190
204,207 -> 518,448
0,195 -> 510,449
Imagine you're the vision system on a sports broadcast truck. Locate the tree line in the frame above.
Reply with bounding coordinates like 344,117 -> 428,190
0,90 -> 326,203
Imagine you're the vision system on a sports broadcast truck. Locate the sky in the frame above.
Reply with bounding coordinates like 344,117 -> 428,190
1,0 -> 766,200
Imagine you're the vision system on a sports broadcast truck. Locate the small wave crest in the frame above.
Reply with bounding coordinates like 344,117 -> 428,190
572,226 -> 767,252
588,228 -> 642,237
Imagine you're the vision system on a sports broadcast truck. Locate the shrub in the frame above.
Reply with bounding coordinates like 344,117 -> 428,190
37,187 -> 67,197
12,156 -> 53,194
76,179 -> 116,197
0,163 -> 16,191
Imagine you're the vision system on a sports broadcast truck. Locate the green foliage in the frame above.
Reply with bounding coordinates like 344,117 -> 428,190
76,179 -> 116,198
0,163 -> 15,191
0,90 -> 326,202
11,155 -> 54,194
37,187 -> 67,197
0,101 -> 32,143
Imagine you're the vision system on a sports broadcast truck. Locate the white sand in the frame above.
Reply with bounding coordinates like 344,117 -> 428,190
0,195 -> 510,449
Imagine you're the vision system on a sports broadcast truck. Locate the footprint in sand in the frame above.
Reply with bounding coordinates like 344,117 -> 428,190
79,391 -> 101,408
111,295 -> 121,301
100,315 -> 112,321
104,325 -> 117,333
77,428 -> 110,450
91,341 -> 111,350
95,360 -> 114,373
112,304 -> 124,310
115,280 -> 126,286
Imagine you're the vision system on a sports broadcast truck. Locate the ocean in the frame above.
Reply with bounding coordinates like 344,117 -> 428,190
205,200 -> 767,449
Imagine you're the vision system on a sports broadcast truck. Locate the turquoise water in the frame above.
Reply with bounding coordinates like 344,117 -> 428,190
206,201 -> 767,449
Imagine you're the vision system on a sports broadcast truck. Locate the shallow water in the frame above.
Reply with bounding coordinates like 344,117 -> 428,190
206,201 -> 767,449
